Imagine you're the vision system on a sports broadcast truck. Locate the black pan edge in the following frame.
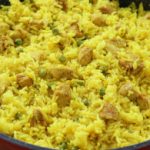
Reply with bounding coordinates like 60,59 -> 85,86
0,134 -> 150,150
0,134 -> 54,150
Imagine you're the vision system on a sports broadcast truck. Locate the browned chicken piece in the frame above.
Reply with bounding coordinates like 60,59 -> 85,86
136,94 -> 150,110
119,82 -> 150,110
16,74 -> 33,87
99,5 -> 115,14
92,14 -> 107,27
10,28 -> 28,40
30,109 -> 47,126
71,23 -> 84,38
132,61 -> 144,75
128,92 -> 150,110
54,83 -> 71,107
57,0 -> 67,11
0,35 -> 14,52
119,82 -> 133,96
128,90 -> 140,101
119,82 -> 139,101
100,103 -> 118,120
88,132 -> 99,141
78,47 -> 93,66
58,42 -> 65,50
50,66 -> 73,80
30,3 -> 40,12
119,59 -> 133,72
119,59 -> 144,75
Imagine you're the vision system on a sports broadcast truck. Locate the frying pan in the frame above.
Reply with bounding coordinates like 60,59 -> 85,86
0,0 -> 150,150
0,133 -> 150,150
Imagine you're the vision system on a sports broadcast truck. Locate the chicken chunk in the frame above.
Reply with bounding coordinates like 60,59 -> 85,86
78,47 -> 93,66
57,0 -> 67,11
30,3 -> 40,12
119,83 -> 150,110
119,82 -> 133,96
132,61 -> 144,75
119,59 -> 133,72
71,23 -> 84,38
16,74 -> 33,87
129,92 -> 150,110
100,103 -> 118,120
119,59 -> 144,75
54,83 -> 71,107
119,82 -> 139,100
30,109 -> 47,126
137,94 -> 150,110
99,5 -> 115,14
0,35 -> 14,52
92,14 -> 107,27
50,66 -> 73,80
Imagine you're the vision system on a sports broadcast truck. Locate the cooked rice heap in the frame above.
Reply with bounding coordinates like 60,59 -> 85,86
0,0 -> 150,149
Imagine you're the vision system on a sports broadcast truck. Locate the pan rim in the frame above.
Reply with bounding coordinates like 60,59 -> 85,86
0,133 -> 150,150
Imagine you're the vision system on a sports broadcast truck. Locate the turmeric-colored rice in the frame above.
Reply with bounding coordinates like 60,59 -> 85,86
0,0 -> 150,149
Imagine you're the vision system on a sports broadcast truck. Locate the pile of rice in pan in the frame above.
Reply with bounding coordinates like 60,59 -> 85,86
0,0 -> 150,149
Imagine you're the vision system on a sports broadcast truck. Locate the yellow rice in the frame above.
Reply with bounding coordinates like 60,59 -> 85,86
0,0 -> 150,149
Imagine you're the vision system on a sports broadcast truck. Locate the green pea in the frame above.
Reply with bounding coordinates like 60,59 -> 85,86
76,36 -> 88,47
73,117 -> 79,122
59,55 -> 66,63
77,39 -> 84,47
83,99 -> 90,107
99,88 -> 105,97
15,39 -> 23,46
101,66 -> 108,76
47,82 -> 55,89
52,28 -> 59,35
39,68 -> 47,77
89,0 -> 93,4
15,112 -> 21,120
77,80 -> 84,86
